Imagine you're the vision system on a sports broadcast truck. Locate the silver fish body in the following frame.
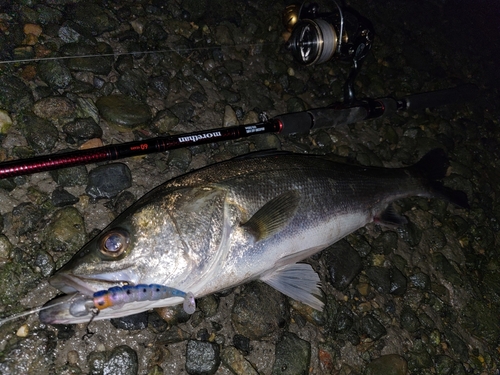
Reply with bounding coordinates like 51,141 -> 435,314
40,150 -> 467,324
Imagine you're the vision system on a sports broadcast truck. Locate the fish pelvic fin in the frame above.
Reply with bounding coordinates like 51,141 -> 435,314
260,263 -> 324,311
241,190 -> 301,241
410,148 -> 469,209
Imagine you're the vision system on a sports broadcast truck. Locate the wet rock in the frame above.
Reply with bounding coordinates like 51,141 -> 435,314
408,347 -> 433,370
96,95 -> 152,130
50,165 -> 88,187
443,328 -> 468,361
156,326 -> 191,344
190,91 -> 208,104
426,227 -> 447,250
223,105 -> 237,127
366,266 -> 391,293
38,60 -> 73,89
34,250 -> 55,277
0,109 -> 13,134
182,0 -> 207,21
399,220 -> 422,247
167,148 -> 192,172
63,118 -> 103,144
69,3 -> 117,36
31,4 -> 63,25
360,314 -> 387,341
432,253 -> 462,286
155,303 -> 192,326
271,332 -> 311,375
400,306 -> 420,332
58,20 -> 95,43
86,163 -> 132,199
231,282 -> 289,340
221,346 -> 258,375
372,231 -> 399,255
365,266 -> 407,295
152,109 -> 179,134
389,267 -> 407,295
43,207 -> 86,255
220,89 -> 240,104
111,312 -> 149,331
286,97 -> 307,113
324,239 -> 362,290
289,299 -> 327,327
0,234 -> 13,259
11,202 -> 43,236
60,42 -> 114,75
0,330 -> 57,374
409,272 -> 431,290
185,340 -> 220,375
117,68 -> 149,99
197,295 -> 219,317
88,345 -> 138,375
434,355 -> 456,375
0,76 -> 33,112
232,334 -> 251,355
214,72 -> 233,90
169,101 -> 195,123
334,311 -> 354,333
149,75 -> 171,98
143,21 -> 169,45
314,131 -> 333,149
250,133 -> 281,151
19,113 -> 59,153
365,354 -> 408,375
33,96 -> 76,120
72,96 -> 100,124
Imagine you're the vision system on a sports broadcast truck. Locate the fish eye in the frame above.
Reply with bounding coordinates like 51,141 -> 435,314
99,229 -> 130,258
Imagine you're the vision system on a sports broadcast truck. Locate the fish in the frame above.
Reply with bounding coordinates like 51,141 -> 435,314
38,149 -> 468,324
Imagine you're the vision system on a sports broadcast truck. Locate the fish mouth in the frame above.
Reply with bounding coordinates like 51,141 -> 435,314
49,272 -> 133,296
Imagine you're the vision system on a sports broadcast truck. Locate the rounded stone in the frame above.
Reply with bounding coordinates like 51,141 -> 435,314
231,281 -> 289,340
33,96 -> 76,120
185,340 -> 220,375
96,95 -> 152,129
86,163 -> 132,199
366,354 -> 408,375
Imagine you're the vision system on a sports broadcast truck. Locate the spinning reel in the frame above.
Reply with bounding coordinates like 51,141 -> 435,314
283,1 -> 374,103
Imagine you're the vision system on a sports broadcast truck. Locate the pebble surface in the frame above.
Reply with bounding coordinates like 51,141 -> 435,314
0,1 -> 499,374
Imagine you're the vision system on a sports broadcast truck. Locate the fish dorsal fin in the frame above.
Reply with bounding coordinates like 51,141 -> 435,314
260,263 -> 324,310
375,203 -> 408,227
241,190 -> 300,241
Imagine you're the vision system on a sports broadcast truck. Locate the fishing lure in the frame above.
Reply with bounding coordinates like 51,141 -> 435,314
69,284 -> 196,317
0,284 -> 196,326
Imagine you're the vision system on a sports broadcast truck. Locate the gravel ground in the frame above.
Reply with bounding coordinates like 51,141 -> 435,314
0,0 -> 499,374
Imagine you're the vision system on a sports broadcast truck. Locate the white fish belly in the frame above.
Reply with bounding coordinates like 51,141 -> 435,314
191,211 -> 371,297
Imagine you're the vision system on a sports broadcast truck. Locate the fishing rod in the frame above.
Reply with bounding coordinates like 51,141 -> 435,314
0,83 -> 478,179
0,0 -> 479,179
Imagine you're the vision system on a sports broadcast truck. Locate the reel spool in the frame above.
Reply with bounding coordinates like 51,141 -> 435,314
284,1 -> 374,66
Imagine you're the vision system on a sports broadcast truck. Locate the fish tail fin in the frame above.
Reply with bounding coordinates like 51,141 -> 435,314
410,149 -> 470,209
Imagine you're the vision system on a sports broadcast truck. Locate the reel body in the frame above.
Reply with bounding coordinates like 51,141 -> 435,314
285,2 -> 374,66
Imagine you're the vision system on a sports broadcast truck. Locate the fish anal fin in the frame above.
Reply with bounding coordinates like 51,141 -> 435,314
374,204 -> 407,228
241,190 -> 300,241
260,263 -> 324,311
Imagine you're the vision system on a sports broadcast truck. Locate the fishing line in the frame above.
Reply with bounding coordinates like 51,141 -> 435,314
0,41 -> 282,65
0,297 -> 78,326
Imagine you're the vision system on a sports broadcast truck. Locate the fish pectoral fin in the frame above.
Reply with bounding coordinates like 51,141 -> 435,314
260,263 -> 324,311
241,190 -> 300,241
374,203 -> 408,227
